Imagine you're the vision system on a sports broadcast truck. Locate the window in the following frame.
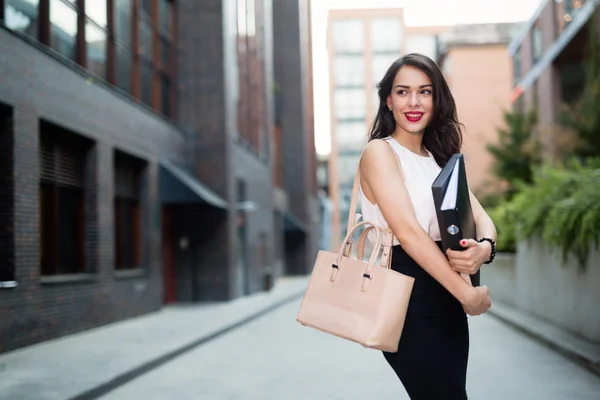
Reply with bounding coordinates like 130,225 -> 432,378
3,0 -> 40,37
372,54 -> 398,85
337,152 -> 361,188
1,0 -> 176,117
157,0 -> 174,117
513,46 -> 522,86
49,0 -> 78,61
0,105 -> 15,287
116,41 -> 133,93
334,55 -> 364,87
371,17 -> 402,53
236,0 -> 267,156
86,21 -> 107,78
333,19 -> 364,54
39,122 -> 92,276
336,121 -> 367,152
114,151 -> 144,270
335,88 -> 366,120
532,24 -> 543,64
115,0 -> 132,43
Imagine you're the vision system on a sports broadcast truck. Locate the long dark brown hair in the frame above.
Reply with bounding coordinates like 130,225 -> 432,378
368,53 -> 463,167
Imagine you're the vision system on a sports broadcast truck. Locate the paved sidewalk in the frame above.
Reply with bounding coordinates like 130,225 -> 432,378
489,301 -> 600,376
0,276 -> 309,400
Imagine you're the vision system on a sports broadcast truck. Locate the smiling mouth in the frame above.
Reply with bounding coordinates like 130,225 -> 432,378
405,112 -> 424,123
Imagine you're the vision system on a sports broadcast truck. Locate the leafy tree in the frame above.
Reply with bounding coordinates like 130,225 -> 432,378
486,108 -> 541,199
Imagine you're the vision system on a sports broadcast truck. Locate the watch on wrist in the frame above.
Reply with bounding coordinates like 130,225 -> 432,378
477,237 -> 496,264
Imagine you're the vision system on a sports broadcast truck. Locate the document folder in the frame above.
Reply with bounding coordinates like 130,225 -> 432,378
431,154 -> 480,287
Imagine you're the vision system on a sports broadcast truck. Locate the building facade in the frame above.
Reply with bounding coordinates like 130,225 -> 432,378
509,0 -> 600,159
0,0 -> 316,354
326,8 -> 405,248
437,23 -> 520,194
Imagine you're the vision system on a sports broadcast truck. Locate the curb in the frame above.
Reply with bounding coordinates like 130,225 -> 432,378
68,290 -> 305,400
488,303 -> 600,377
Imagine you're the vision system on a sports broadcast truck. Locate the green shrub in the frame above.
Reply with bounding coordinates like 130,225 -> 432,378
488,200 -> 517,253
510,159 -> 600,269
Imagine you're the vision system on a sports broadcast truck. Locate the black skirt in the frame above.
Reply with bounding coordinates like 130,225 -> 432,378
382,242 -> 469,400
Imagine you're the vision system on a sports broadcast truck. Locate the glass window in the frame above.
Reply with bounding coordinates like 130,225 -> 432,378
405,34 -> 437,61
237,0 -> 247,36
4,0 -> 40,37
513,46 -> 522,86
334,55 -> 364,87
115,0 -> 131,43
116,42 -> 132,93
86,21 -> 107,79
139,19 -> 153,58
159,0 -> 172,35
161,73 -> 171,117
85,0 -> 107,27
246,0 -> 255,37
371,18 -> 402,53
337,153 -> 361,187
141,0 -> 152,16
334,88 -> 366,120
161,36 -> 170,69
372,54 -> 397,84
373,88 -> 382,115
532,25 -> 543,64
50,0 -> 78,61
141,60 -> 154,106
336,121 -> 367,152
332,19 -> 363,54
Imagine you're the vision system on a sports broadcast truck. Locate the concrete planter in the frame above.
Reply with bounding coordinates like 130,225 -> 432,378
515,240 -> 600,343
482,252 -> 516,306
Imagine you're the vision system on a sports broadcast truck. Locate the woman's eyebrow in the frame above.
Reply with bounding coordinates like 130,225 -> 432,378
394,84 -> 433,89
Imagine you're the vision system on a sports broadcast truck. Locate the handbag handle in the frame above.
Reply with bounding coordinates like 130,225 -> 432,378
345,138 -> 405,268
330,220 -> 383,291
356,226 -> 392,269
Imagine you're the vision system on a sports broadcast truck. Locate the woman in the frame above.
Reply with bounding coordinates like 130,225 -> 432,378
359,53 -> 496,399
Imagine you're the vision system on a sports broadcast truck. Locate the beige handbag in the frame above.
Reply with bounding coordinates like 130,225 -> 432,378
296,157 -> 414,353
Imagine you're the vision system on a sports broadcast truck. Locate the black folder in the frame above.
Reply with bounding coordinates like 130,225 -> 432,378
431,154 -> 480,287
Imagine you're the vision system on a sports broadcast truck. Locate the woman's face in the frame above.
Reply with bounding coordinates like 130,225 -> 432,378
386,65 -> 434,135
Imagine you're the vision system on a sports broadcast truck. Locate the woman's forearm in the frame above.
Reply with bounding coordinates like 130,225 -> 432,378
396,226 -> 472,304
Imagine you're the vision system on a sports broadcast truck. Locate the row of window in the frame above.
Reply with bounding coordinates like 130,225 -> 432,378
0,0 -> 175,118
332,17 -> 403,54
38,120 -> 145,276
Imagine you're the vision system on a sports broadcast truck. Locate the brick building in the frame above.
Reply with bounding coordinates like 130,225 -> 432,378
0,0 -> 317,354
509,0 -> 600,159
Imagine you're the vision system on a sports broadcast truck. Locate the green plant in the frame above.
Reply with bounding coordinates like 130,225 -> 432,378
488,200 -> 517,253
511,159 -> 600,269
487,108 -> 541,199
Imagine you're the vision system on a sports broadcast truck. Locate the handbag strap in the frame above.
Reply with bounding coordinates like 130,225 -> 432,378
345,138 -> 405,268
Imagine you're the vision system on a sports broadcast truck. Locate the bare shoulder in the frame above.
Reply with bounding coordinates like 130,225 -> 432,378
361,139 -> 397,165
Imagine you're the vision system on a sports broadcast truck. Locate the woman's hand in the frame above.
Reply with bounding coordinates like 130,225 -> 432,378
461,285 -> 492,316
446,239 -> 491,275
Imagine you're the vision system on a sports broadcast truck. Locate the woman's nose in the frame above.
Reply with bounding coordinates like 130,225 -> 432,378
408,92 -> 419,107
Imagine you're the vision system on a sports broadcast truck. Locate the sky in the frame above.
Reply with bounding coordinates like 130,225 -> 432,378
310,0 -> 543,156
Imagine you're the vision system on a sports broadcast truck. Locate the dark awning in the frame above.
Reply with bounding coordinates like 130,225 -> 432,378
159,159 -> 228,208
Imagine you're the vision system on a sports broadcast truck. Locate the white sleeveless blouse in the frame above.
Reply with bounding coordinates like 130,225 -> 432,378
359,137 -> 442,245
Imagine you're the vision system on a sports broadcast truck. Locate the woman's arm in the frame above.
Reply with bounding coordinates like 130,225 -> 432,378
360,140 -> 474,305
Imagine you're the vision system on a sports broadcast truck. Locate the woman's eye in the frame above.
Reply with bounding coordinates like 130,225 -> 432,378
421,90 -> 432,95
397,90 -> 407,95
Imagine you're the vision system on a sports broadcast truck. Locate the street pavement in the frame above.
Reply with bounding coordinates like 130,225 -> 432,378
100,299 -> 600,400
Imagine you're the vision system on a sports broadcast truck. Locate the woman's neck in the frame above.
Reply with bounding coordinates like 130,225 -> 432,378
390,130 -> 427,157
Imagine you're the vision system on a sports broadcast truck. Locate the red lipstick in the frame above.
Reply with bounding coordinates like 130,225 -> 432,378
405,112 -> 424,123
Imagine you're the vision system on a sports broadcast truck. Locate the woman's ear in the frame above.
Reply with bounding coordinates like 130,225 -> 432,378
386,96 -> 392,111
